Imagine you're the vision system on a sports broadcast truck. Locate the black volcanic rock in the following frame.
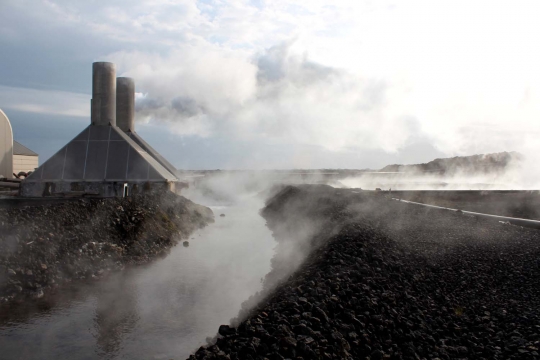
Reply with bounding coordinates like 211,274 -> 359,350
189,185 -> 540,360
379,151 -> 523,175
0,191 -> 213,305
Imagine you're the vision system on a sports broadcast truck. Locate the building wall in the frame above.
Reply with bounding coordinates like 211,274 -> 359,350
20,180 -> 174,197
0,109 -> 13,178
13,154 -> 38,175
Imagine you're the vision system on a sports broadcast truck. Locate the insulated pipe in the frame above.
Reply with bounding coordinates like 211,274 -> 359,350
91,62 -> 116,126
116,77 -> 135,132
0,181 -> 19,189
392,198 -> 540,229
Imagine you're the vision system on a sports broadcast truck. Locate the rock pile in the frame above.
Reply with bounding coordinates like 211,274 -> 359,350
190,185 -> 540,360
0,192 -> 213,304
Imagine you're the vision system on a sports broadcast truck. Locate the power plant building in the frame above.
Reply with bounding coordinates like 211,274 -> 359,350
21,62 -> 178,197
13,141 -> 38,175
0,109 -> 38,181
0,109 -> 13,179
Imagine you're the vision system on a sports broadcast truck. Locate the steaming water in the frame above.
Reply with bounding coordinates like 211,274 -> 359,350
0,197 -> 275,360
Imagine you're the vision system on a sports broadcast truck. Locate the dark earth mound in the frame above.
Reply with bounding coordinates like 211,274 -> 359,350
0,191 -> 213,304
380,151 -> 522,175
190,185 -> 540,360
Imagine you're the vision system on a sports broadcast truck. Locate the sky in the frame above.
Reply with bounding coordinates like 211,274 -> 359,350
1,0 -> 540,170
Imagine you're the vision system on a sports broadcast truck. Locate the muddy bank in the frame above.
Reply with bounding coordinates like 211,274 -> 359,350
0,191 -> 213,304
190,185 -> 540,360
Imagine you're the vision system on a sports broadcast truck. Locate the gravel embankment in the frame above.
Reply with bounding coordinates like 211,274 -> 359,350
0,192 -> 213,304
190,185 -> 540,360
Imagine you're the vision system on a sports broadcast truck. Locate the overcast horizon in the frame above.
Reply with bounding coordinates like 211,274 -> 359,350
1,1 -> 539,170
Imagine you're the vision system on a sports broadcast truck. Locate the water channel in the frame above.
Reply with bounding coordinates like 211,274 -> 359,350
0,194 -> 276,359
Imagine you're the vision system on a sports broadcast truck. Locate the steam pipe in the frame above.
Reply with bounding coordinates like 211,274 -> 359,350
116,77 -> 135,132
91,62 -> 116,126
392,198 -> 540,229
0,181 -> 19,189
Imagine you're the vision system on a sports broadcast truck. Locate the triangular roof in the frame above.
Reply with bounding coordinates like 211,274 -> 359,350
25,125 -> 177,182
13,141 -> 38,156
125,131 -> 179,177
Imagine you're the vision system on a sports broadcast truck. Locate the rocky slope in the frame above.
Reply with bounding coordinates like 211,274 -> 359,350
380,151 -> 523,175
190,185 -> 540,360
0,191 -> 213,304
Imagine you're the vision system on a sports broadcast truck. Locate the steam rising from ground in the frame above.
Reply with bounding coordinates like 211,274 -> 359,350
340,171 -> 529,191
111,42 -> 414,154
341,158 -> 540,190
182,165 -> 540,332
182,148 -> 538,196
182,172 -> 336,322
2,168 -> 538,359
0,183 -> 279,360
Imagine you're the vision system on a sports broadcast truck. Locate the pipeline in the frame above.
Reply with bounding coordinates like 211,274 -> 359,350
0,181 -> 20,189
392,198 -> 540,230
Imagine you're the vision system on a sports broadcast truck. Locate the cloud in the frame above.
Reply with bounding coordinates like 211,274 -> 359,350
109,41 -> 258,136
3,0 -> 540,169
111,41 -> 420,153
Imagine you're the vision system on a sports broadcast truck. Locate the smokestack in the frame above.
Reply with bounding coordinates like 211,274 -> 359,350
116,77 -> 135,132
91,62 -> 116,126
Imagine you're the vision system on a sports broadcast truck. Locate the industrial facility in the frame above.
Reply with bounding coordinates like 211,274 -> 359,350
0,109 -> 13,180
13,141 -> 38,176
20,62 -> 179,197
0,109 -> 39,179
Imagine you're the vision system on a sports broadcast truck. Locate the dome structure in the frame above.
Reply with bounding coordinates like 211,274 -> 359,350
0,109 -> 14,179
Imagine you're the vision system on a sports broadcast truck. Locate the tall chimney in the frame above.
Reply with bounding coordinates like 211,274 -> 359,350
116,77 -> 135,132
91,62 -> 116,126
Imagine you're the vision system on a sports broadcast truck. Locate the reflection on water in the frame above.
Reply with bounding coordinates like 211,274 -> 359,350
94,279 -> 139,358
0,197 -> 275,359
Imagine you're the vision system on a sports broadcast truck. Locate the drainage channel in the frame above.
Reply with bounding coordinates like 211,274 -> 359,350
0,196 -> 275,360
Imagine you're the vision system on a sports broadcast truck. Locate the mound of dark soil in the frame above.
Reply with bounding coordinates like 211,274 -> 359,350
380,151 -> 522,175
190,185 -> 540,360
0,192 -> 213,304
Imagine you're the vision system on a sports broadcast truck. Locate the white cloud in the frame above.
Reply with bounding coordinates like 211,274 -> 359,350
110,0 -> 540,157
110,41 -> 419,152
3,0 -> 540,166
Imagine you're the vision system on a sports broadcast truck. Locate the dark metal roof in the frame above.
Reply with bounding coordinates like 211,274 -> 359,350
126,132 -> 179,177
13,141 -> 38,156
25,125 -> 177,182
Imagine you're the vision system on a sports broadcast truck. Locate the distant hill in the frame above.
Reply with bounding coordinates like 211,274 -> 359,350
379,151 -> 523,174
